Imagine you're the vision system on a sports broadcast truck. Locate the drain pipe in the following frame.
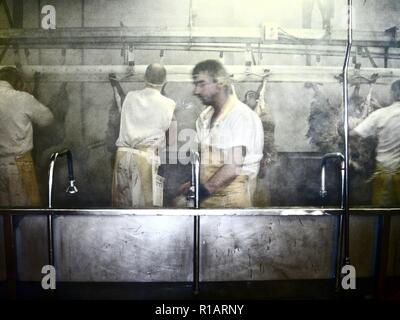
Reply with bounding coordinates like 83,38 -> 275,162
339,0 -> 353,289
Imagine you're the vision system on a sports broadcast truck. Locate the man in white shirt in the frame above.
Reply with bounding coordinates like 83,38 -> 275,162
112,64 -> 176,208
0,67 -> 54,207
352,80 -> 400,206
179,59 -> 264,208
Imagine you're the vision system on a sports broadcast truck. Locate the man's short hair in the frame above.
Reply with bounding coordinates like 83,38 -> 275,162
0,66 -> 22,89
192,59 -> 230,86
144,63 -> 167,87
391,79 -> 400,101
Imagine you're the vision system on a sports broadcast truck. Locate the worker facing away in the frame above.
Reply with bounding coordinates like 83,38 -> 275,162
352,79 -> 400,207
0,67 -> 54,207
112,63 -> 176,208
177,59 -> 264,208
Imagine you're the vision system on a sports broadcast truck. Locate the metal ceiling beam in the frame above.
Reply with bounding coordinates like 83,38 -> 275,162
4,64 -> 399,84
0,27 -> 399,49
2,42 -> 400,60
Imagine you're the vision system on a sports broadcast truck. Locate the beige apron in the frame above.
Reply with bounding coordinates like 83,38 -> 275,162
112,147 -> 163,208
370,166 -> 400,207
0,152 -> 41,207
200,145 -> 251,208
251,169 -> 272,207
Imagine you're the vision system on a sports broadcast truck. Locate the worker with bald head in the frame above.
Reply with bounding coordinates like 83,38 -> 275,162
0,66 -> 53,207
112,63 -> 176,208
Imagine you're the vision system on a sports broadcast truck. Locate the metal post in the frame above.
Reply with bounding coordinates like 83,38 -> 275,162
48,154 -> 56,269
191,152 -> 200,296
374,214 -> 391,299
335,214 -> 344,292
193,215 -> 200,295
342,0 -> 352,268
47,149 -> 78,297
3,215 -> 17,300
47,215 -> 54,267
319,152 -> 346,292
335,158 -> 347,291
384,47 -> 389,68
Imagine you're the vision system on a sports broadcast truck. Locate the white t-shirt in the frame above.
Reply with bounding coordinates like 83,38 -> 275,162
0,81 -> 53,157
196,96 -> 264,177
354,101 -> 400,171
116,87 -> 176,149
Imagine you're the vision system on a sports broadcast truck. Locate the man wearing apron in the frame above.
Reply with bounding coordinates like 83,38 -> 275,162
182,59 -> 264,208
112,64 -> 176,208
352,80 -> 400,207
0,67 -> 54,207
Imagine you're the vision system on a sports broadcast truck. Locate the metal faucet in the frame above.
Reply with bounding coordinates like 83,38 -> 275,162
320,152 -> 348,294
48,149 -> 78,208
320,152 -> 345,208
47,149 -> 78,270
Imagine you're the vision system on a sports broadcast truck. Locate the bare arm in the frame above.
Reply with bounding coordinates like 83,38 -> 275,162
203,146 -> 245,195
175,146 -> 245,201
20,72 -> 54,127
27,94 -> 54,127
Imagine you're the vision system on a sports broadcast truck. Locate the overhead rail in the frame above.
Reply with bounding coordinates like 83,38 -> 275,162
3,64 -> 400,83
0,26 -> 399,49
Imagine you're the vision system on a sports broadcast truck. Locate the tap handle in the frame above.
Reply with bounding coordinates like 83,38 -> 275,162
321,152 -> 345,167
57,149 -> 75,180
50,152 -> 58,162
49,149 -> 75,181
187,186 -> 195,200
190,151 -> 200,165
66,151 -> 75,181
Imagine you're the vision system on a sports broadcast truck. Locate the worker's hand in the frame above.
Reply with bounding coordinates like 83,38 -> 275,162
178,181 -> 191,196
170,195 -> 188,208
258,159 -> 268,178
370,97 -> 382,111
170,181 -> 191,208
258,169 -> 266,179
349,160 -> 362,173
